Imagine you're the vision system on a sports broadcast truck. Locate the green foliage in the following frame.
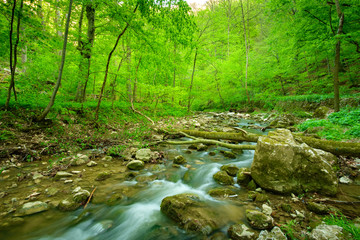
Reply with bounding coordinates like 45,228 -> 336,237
0,129 -> 15,140
280,219 -> 297,240
107,145 -> 125,157
323,214 -> 360,239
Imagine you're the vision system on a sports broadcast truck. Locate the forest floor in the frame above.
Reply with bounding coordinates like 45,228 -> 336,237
0,108 -> 360,239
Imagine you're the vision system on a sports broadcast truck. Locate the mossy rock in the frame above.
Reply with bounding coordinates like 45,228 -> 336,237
228,223 -> 257,240
208,187 -> 236,197
246,210 -> 274,230
313,106 -> 332,119
126,160 -> 145,170
106,193 -> 124,206
95,172 -> 111,181
188,144 -> 197,150
280,203 -> 292,213
174,155 -> 186,165
220,164 -> 239,177
209,151 -> 216,156
237,168 -> 251,185
247,180 -> 257,191
306,201 -> 329,215
222,151 -> 236,159
254,193 -> 268,203
73,190 -> 90,203
197,144 -> 208,151
213,171 -> 234,185
58,199 -> 81,211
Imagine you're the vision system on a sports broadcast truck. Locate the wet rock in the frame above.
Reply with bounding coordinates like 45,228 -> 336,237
257,226 -> 287,240
197,144 -> 208,151
313,106 -> 332,119
339,176 -> 353,184
70,154 -> 89,166
185,150 -> 192,154
54,171 -> 73,180
251,129 -> 338,195
209,232 -> 228,240
247,180 -> 257,191
58,199 -> 80,211
222,151 -> 236,159
188,144 -> 197,150
306,202 -> 329,215
308,224 -> 346,240
102,156 -> 113,161
174,155 -> 186,165
64,180 -> 73,184
126,160 -> 145,170
281,203 -> 292,213
262,204 -> 272,216
237,168 -> 251,185
209,151 -> 216,156
208,187 -> 236,198
32,172 -> 44,180
227,223 -> 257,240
213,171 -> 234,185
0,192 -> 6,198
99,220 -> 113,230
246,209 -> 274,230
160,193 -> 218,235
106,193 -> 123,205
135,148 -> 152,162
73,189 -> 90,203
269,114 -> 298,128
136,174 -> 158,183
255,193 -> 269,203
220,164 -> 239,177
95,172 -> 111,181
15,201 -> 49,216
87,161 -> 98,167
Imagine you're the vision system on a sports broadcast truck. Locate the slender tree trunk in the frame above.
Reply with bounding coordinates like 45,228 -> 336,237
75,4 -> 85,102
126,45 -> 132,102
132,56 -> 142,103
95,4 -> 138,121
333,0 -> 344,112
240,0 -> 250,104
172,43 -> 176,103
37,0 -> 73,121
5,0 -> 23,110
187,48 -> 198,112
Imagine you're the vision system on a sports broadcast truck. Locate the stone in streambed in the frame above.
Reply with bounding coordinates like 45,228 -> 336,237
308,223 -> 348,240
221,151 -> 236,159
87,161 -> 97,167
73,189 -> 90,203
54,171 -> 73,180
70,154 -> 89,166
227,223 -> 257,240
126,160 -> 145,170
208,187 -> 236,198
58,199 -> 81,211
173,155 -> 186,165
197,144 -> 208,151
95,172 -> 111,181
213,171 -> 234,185
135,149 -> 152,162
237,168 -> 251,185
15,201 -> 49,216
246,209 -> 274,230
220,164 -> 239,177
306,201 -> 329,215
257,226 -> 287,240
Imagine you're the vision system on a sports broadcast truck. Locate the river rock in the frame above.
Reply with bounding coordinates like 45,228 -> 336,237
339,176 -> 353,184
135,149 -> 152,162
127,160 -> 145,170
208,187 -> 236,198
220,164 -> 239,176
174,155 -> 186,165
222,151 -> 236,159
246,209 -> 274,230
58,199 -> 80,211
15,201 -> 49,216
257,226 -> 287,240
160,193 -> 218,235
73,189 -> 90,203
227,223 -> 257,240
70,154 -> 89,166
54,171 -> 73,180
213,171 -> 234,185
262,204 -> 272,216
269,114 -> 298,128
308,224 -> 346,240
251,129 -> 338,195
87,161 -> 97,167
236,168 -> 251,185
102,156 -> 113,161
306,201 -> 329,215
197,144 -> 208,151
313,106 -> 332,119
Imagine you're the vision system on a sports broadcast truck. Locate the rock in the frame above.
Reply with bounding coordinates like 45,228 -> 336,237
54,171 -> 73,180
313,106 -> 332,119
220,164 -> 239,177
64,180 -> 73,184
107,193 -> 123,205
208,187 -> 236,198
295,210 -> 305,218
126,160 -> 145,170
58,199 -> 80,211
15,201 -> 49,216
209,151 -> 216,156
213,171 -> 234,185
209,232 -> 228,240
87,161 -> 98,167
247,180 -> 257,191
0,192 -> 6,198
339,176 -> 353,184
237,168 -> 251,185
222,151 -> 236,159
32,172 -> 44,180
73,189 -> 90,203
257,226 -> 287,240
255,193 -> 269,203
227,223 -> 257,240
136,174 -> 158,183
70,154 -> 89,166
135,148 -> 152,162
262,204 -> 272,216
281,203 -> 292,213
102,156 -> 113,161
45,187 -> 59,197
269,114 -> 298,128
306,202 -> 329,215
160,193 -> 218,235
174,155 -> 186,165
251,129 -> 338,195
197,144 -> 208,151
95,172 -> 111,181
246,210 -> 274,230
308,224 -> 346,240
188,144 -> 197,150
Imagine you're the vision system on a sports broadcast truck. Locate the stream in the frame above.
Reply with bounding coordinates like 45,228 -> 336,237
2,120 -> 269,240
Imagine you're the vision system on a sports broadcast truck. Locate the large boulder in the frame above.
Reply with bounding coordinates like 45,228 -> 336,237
160,193 -> 218,235
213,171 -> 234,185
251,129 -> 338,195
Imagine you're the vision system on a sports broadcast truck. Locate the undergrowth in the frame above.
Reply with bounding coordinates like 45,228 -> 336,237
323,214 -> 360,239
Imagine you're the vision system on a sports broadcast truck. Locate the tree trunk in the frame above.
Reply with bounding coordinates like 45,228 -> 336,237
333,0 -> 344,112
75,4 -> 85,102
172,42 -> 176,103
95,4 -> 138,121
37,0 -> 73,121
240,0 -> 250,104
187,48 -> 198,112
5,0 -> 23,110
126,45 -> 132,102
132,56 -> 142,103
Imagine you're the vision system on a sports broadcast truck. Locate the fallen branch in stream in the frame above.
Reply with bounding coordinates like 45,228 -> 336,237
312,198 -> 360,205
84,187 -> 97,209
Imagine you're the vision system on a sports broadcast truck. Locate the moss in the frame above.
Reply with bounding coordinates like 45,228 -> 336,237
247,180 -> 257,191
213,171 -> 234,185
281,204 -> 292,213
95,172 -> 111,181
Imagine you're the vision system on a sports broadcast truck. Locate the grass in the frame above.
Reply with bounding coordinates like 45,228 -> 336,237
323,214 -> 360,239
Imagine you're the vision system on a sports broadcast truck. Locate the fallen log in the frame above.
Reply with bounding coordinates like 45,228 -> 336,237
176,130 -> 360,157
164,139 -> 256,150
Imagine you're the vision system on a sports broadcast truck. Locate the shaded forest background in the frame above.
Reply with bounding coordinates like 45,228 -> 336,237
0,0 -> 359,121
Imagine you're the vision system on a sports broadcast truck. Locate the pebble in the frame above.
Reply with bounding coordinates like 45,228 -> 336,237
64,180 -> 73,184
339,176 -> 353,184
71,171 -> 81,174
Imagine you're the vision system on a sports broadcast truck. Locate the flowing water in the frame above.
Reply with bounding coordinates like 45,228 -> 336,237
4,120 -> 268,240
